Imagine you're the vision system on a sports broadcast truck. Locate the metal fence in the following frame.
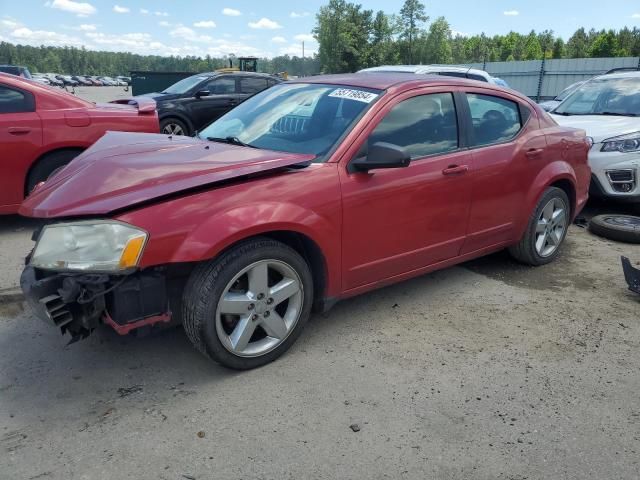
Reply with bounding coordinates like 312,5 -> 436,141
466,57 -> 640,100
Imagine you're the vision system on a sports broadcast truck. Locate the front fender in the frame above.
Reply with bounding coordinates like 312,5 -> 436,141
171,201 -> 338,266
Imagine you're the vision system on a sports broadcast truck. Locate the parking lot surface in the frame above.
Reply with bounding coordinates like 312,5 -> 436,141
72,85 -> 133,103
1,207 -> 639,479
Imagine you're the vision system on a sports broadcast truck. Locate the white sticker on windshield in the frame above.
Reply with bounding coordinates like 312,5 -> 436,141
328,88 -> 378,103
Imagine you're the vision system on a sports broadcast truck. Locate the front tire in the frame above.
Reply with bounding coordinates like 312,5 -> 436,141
160,117 -> 190,136
182,238 -> 313,370
509,187 -> 570,266
26,150 -> 82,194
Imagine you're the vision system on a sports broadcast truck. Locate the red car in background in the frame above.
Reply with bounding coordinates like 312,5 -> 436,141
0,72 -> 158,214
20,73 -> 590,369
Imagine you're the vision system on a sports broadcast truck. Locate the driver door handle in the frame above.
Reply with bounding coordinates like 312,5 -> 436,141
442,164 -> 469,176
8,127 -> 31,135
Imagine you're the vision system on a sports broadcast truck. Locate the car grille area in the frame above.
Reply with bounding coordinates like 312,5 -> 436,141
606,169 -> 636,193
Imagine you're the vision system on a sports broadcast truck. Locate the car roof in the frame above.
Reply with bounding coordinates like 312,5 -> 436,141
196,71 -> 278,78
596,70 -> 640,80
359,65 -> 492,78
291,72 -> 490,90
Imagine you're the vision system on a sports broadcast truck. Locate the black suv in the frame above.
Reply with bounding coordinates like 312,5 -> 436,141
137,71 -> 281,136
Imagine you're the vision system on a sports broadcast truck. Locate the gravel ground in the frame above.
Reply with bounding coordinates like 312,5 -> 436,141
1,201 -> 639,479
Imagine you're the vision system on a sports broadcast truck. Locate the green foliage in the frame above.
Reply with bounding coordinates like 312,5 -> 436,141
419,17 -> 452,64
314,0 -> 379,73
0,41 -> 320,77
566,28 -> 589,58
552,38 -> 566,59
589,30 -> 620,57
314,1 -> 640,73
398,0 -> 429,63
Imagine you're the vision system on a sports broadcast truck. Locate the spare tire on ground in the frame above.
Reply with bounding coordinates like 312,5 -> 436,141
588,214 -> 640,244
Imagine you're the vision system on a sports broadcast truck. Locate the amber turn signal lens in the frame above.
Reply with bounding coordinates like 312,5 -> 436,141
119,235 -> 146,269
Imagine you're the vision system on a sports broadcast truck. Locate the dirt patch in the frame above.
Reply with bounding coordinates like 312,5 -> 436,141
0,292 -> 24,317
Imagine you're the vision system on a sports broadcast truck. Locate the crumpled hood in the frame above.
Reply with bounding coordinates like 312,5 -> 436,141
20,131 -> 314,218
550,114 -> 640,143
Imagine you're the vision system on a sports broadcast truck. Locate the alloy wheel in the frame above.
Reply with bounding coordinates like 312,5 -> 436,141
215,259 -> 303,357
162,123 -> 185,135
535,197 -> 567,257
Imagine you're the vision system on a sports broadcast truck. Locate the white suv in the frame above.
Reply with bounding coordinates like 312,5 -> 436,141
550,71 -> 640,202
358,65 -> 508,86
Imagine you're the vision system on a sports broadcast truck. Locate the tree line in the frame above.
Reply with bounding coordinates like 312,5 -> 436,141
314,0 -> 640,73
0,41 -> 320,77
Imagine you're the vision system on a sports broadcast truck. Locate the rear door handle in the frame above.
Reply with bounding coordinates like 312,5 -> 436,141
442,164 -> 469,176
8,127 -> 31,135
526,148 -> 544,158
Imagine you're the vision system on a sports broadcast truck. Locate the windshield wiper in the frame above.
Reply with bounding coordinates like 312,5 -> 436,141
552,111 -> 574,116
206,136 -> 258,148
597,111 -> 639,117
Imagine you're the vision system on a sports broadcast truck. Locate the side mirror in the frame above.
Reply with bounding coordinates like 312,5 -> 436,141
195,89 -> 211,98
350,142 -> 411,173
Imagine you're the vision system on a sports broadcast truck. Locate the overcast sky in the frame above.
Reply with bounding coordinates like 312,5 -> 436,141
0,0 -> 639,58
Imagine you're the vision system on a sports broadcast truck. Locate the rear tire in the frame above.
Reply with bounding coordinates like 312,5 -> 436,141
509,187 -> 570,266
182,238 -> 313,370
26,150 -> 82,194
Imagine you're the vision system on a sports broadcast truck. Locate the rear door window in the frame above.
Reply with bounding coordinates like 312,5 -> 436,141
466,94 -> 522,147
0,85 -> 35,113
208,77 -> 236,94
240,77 -> 269,94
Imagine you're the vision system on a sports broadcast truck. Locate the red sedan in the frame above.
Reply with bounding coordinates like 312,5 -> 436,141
20,73 -> 590,369
0,73 -> 158,214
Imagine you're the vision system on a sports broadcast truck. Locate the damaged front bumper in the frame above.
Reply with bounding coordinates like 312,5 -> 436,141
621,256 -> 640,295
21,266 -> 172,342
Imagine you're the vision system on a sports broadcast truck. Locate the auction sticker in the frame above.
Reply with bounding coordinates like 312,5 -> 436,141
328,88 -> 378,103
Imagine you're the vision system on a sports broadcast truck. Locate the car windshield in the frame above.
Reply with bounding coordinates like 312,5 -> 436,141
198,83 -> 381,158
162,75 -> 209,94
554,76 -> 640,116
555,81 -> 584,101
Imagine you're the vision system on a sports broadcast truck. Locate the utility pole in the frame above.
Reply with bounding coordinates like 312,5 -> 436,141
302,41 -> 305,77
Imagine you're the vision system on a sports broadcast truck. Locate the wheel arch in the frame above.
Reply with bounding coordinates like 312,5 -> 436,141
217,230 -> 330,311
24,146 -> 85,196
549,177 -> 576,218
516,161 -> 578,240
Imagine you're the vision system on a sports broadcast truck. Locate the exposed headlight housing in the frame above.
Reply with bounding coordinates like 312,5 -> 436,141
601,132 -> 640,153
30,221 -> 148,272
